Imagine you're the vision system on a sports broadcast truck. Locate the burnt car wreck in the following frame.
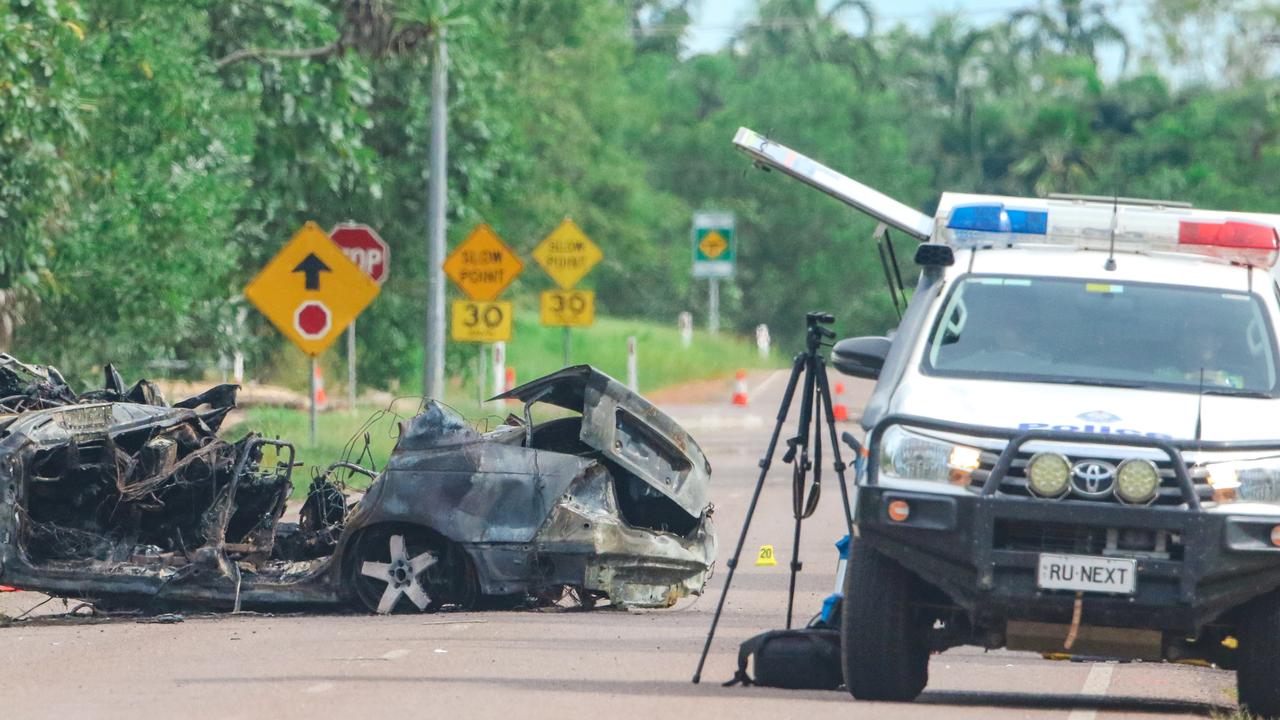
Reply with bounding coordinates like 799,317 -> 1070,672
0,358 -> 716,614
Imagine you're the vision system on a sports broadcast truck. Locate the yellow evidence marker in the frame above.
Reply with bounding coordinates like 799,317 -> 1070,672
755,544 -> 778,567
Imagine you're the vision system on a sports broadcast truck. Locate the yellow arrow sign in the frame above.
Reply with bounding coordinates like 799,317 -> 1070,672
443,224 -> 524,301
532,218 -> 603,290
451,300 -> 513,343
244,221 -> 380,357
540,289 -> 595,327
699,229 -> 729,259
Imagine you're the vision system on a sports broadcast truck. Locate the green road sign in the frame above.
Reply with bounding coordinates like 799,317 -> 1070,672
692,211 -> 735,278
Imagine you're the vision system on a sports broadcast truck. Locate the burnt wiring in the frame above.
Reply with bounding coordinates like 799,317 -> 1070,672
336,394 -> 428,475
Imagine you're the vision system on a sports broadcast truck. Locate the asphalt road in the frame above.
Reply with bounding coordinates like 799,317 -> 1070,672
0,371 -> 1240,719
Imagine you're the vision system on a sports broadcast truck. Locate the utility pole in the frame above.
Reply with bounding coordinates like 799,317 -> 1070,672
423,28 -> 449,400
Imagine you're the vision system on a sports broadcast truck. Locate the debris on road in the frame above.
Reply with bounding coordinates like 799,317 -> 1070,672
137,613 -> 184,624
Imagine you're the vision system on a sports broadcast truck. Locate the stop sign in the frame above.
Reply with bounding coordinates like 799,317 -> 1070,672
329,223 -> 390,284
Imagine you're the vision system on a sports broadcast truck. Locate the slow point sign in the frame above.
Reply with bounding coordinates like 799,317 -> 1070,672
245,222 -> 380,356
532,218 -> 602,290
443,224 -> 523,301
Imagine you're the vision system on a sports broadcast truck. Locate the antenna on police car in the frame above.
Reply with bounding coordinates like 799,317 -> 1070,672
1105,195 -> 1119,271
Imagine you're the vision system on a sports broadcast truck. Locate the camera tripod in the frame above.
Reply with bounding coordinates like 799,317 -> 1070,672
692,312 -> 857,684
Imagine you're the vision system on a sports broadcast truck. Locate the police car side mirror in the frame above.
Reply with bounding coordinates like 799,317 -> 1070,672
832,336 -> 892,379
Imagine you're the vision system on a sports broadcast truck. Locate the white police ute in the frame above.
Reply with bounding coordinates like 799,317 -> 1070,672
734,127 -> 1280,717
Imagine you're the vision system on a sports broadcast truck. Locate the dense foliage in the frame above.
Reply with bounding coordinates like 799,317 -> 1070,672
2,0 -> 1277,387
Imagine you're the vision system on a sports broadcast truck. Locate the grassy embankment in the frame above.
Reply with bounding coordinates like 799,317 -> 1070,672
229,312 -> 776,493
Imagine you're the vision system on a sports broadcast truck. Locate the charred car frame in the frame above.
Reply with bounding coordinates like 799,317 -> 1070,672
0,360 -> 716,614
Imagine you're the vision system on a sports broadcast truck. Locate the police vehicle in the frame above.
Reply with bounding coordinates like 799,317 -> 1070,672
734,128 -> 1280,716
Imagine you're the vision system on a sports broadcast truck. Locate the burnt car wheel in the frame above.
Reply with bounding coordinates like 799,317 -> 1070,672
349,525 -> 479,614
1237,592 -> 1280,718
841,538 -> 929,702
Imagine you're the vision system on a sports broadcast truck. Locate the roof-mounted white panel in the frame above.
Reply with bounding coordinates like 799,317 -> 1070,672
732,127 -> 934,240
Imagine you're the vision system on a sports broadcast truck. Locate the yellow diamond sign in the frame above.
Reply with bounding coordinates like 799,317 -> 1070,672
532,218 -> 603,290
699,230 -> 729,259
244,221 -> 381,357
443,224 -> 524,300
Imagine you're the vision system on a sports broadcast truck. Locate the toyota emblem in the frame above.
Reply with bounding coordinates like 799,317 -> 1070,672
1070,460 -> 1117,498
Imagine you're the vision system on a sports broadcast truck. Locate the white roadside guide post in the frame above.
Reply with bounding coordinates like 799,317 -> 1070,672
756,324 -> 771,358
626,336 -> 638,392
490,341 -> 506,412
678,311 -> 693,348
232,306 -> 247,384
329,223 -> 391,411
692,211 -> 736,334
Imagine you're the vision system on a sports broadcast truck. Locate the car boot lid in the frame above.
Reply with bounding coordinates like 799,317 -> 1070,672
493,365 -> 712,518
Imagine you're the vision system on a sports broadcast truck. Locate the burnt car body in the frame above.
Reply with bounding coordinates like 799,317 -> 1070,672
0,359 -> 715,613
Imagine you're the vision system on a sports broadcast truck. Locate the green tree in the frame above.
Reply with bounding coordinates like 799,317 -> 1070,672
1008,0 -> 1130,69
0,0 -> 86,348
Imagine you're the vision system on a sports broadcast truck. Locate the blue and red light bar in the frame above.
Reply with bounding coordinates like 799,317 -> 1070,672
942,200 -> 1280,268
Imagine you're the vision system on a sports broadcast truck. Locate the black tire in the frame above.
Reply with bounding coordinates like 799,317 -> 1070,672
1237,592 -> 1280,718
840,537 -> 929,701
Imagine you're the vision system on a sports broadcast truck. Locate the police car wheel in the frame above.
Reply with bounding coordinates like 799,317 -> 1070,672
1237,592 -> 1280,718
840,538 -> 928,701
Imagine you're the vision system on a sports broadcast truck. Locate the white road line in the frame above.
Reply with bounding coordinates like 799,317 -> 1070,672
1067,663 -> 1115,720
752,369 -> 786,399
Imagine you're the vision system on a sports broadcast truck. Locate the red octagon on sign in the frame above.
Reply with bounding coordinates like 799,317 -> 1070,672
294,300 -> 332,340
329,223 -> 390,284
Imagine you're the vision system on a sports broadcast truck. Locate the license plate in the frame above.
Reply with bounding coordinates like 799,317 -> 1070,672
55,404 -> 113,436
1037,553 -> 1136,595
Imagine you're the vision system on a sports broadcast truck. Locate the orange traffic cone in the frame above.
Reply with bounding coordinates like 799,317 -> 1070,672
731,370 -> 749,406
832,381 -> 849,421
313,363 -> 328,410
503,367 -> 517,406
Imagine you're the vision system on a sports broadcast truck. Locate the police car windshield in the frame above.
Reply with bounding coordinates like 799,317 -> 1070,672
924,276 -> 1279,395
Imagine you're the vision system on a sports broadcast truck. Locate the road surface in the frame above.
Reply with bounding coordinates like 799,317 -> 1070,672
0,371 -> 1238,719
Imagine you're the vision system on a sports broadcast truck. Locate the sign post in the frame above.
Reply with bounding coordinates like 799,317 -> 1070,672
245,221 -> 381,443
329,223 -> 390,411
533,218 -> 603,365
444,224 -> 523,401
692,211 -> 736,335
